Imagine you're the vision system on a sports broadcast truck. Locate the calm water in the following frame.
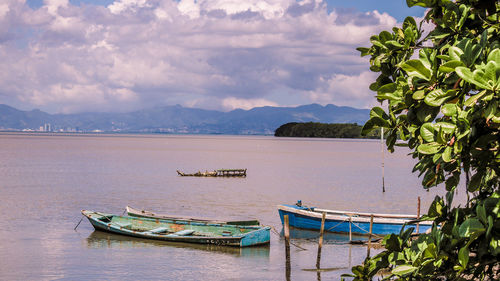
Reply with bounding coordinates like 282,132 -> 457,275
0,133 -> 459,280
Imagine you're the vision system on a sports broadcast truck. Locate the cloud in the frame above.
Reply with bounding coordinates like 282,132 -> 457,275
0,0 -> 399,113
309,71 -> 379,109
222,97 -> 278,111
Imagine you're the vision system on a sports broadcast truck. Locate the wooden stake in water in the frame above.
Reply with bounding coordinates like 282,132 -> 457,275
348,216 -> 352,242
284,215 -> 291,281
416,197 -> 421,234
381,127 -> 386,193
316,212 -> 326,269
367,214 -> 374,258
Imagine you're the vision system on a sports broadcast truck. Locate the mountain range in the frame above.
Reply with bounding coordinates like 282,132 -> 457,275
0,103 -> 369,135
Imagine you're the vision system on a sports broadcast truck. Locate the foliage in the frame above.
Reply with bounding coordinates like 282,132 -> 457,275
274,122 -> 380,138
343,0 -> 499,280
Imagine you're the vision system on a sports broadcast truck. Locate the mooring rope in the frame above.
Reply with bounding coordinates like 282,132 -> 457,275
350,221 -> 384,239
325,216 -> 350,232
74,215 -> 84,230
269,225 -> 308,251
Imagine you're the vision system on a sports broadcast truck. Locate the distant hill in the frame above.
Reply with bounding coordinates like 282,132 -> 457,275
0,103 -> 369,135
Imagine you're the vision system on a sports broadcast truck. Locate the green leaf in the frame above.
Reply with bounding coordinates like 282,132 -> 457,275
417,104 -> 440,123
435,122 -> 456,134
379,31 -> 392,43
427,197 -> 444,218
487,49 -> 500,65
442,10 -> 457,29
420,123 -> 436,142
439,60 -> 465,73
449,46 -> 464,61
362,114 -> 390,135
378,83 -> 397,94
412,90 -> 425,100
402,16 -> 417,30
464,90 -> 488,107
424,89 -> 456,107
458,218 -> 485,238
357,47 -> 370,57
485,101 -> 498,121
442,104 -> 457,116
467,171 -> 483,192
401,59 -> 431,81
418,143 -> 442,154
406,0 -> 436,8
456,67 -> 494,90
370,107 -> 389,120
392,265 -> 417,276
476,204 -> 487,224
490,238 -> 500,256
458,246 -> 469,268
484,60 -> 500,90
442,146 -> 452,162
385,40 -> 403,49
445,174 -> 459,191
384,234 -> 402,251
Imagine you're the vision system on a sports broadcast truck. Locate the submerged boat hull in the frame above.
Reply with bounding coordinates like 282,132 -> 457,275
82,210 -> 270,247
278,204 -> 432,236
177,169 -> 247,177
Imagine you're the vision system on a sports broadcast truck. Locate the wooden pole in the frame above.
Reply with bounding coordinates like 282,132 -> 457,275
416,197 -> 421,234
367,214 -> 374,258
349,216 -> 352,242
284,215 -> 290,241
381,127 -> 386,193
316,212 -> 326,269
284,215 -> 291,281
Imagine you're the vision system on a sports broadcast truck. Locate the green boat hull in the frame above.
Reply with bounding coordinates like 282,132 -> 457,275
82,210 -> 270,247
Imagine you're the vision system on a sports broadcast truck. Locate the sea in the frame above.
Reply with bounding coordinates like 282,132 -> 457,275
0,133 -> 460,280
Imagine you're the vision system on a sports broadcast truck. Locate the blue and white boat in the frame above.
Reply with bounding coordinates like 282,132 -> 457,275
278,201 -> 432,236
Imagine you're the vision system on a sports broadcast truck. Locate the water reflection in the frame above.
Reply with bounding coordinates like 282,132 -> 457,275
283,227 -> 357,281
86,230 -> 270,257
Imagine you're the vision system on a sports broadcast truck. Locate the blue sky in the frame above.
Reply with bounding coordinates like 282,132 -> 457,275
324,0 -> 425,20
26,0 -> 426,20
2,0 -> 428,113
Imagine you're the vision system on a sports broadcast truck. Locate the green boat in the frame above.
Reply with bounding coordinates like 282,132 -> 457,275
81,210 -> 270,247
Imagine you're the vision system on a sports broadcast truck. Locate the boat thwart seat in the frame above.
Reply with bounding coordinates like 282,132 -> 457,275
166,229 -> 195,237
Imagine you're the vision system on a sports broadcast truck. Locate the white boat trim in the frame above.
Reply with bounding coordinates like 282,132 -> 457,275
278,205 -> 432,226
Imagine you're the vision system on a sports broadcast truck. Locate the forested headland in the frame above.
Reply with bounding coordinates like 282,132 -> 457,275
274,122 -> 380,138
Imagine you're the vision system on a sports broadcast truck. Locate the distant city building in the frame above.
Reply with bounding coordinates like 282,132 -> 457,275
39,123 -> 52,132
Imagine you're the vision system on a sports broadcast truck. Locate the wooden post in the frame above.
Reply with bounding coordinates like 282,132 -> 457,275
284,215 -> 291,281
381,127 -> 386,193
416,197 -> 421,234
316,212 -> 326,269
367,214 -> 374,258
349,216 -> 352,242
284,215 -> 290,241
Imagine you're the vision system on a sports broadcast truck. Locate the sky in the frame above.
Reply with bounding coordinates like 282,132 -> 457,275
0,0 -> 426,113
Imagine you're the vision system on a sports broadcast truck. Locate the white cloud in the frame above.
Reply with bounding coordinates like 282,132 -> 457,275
108,0 -> 150,14
0,0 -> 400,113
0,3 -> 9,19
310,71 -> 379,109
222,97 -> 278,111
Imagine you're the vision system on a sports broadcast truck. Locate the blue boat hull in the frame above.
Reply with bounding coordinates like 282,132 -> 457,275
278,204 -> 432,236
